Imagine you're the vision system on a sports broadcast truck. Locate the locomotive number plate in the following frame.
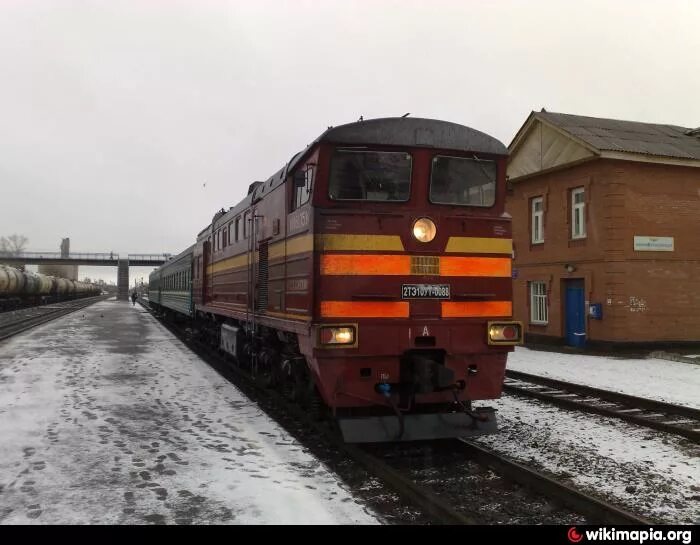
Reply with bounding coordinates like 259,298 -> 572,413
401,284 -> 450,299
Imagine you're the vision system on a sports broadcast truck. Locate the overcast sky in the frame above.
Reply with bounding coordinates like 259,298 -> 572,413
2,0 -> 699,283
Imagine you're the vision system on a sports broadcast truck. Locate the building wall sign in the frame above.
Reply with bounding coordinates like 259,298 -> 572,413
633,236 -> 674,252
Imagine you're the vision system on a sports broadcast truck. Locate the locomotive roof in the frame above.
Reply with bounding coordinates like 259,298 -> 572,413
264,117 -> 508,195
315,117 -> 508,156
198,117 -> 508,239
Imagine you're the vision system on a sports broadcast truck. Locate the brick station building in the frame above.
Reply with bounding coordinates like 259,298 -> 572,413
506,111 -> 700,348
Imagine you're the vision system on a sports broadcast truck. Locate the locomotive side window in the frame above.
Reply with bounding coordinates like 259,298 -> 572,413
292,165 -> 314,210
328,149 -> 411,201
429,156 -> 496,207
243,211 -> 251,239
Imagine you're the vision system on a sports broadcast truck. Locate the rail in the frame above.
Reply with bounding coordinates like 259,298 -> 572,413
504,370 -> 700,444
458,440 -> 651,524
0,296 -> 108,342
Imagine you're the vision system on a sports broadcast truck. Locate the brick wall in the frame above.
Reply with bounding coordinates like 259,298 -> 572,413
507,158 -> 700,343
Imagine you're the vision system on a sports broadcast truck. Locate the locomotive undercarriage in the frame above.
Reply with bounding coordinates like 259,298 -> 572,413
333,351 -> 498,442
184,311 -> 496,442
191,311 -> 328,421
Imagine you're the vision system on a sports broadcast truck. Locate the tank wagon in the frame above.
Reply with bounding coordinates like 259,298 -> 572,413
149,117 -> 522,442
0,265 -> 100,311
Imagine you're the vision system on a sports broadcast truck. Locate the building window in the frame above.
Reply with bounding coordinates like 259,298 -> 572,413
531,196 -> 544,244
235,217 -> 240,241
571,187 -> 586,239
530,281 -> 548,324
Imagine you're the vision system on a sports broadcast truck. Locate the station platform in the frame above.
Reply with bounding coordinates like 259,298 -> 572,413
0,299 -> 378,524
507,347 -> 699,410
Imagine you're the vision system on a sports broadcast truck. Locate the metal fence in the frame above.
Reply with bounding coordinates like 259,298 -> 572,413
0,251 -> 117,260
128,254 -> 172,261
0,252 -> 172,262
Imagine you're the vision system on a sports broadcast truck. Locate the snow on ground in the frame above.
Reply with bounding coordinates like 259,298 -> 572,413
507,347 -> 700,409
0,300 -> 379,524
474,395 -> 700,524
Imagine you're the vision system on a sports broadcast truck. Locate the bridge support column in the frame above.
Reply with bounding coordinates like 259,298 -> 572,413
117,259 -> 129,301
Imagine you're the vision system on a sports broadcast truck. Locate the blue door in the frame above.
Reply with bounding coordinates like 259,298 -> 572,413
565,279 -> 586,347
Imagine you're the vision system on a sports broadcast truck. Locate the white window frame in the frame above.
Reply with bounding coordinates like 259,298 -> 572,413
571,187 -> 586,239
531,196 -> 544,244
530,281 -> 548,324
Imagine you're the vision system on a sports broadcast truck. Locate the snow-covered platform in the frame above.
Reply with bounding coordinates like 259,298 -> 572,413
507,347 -> 700,409
0,299 -> 378,524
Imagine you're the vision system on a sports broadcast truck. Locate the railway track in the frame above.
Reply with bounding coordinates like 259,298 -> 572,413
504,370 -> 700,444
141,299 -> 654,525
0,296 -> 108,341
456,440 -> 651,524
359,437 -> 653,525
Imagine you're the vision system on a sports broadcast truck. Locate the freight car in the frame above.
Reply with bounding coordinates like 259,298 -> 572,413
0,265 -> 100,311
149,117 -> 522,442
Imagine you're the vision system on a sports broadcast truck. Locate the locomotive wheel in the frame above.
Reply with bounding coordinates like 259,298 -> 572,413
288,375 -> 309,405
308,386 -> 328,422
252,358 -> 274,389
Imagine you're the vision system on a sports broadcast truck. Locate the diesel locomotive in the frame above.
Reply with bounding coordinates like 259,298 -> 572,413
149,117 -> 522,442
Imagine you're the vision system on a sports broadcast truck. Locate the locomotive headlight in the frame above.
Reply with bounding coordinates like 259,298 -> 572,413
319,326 -> 356,346
487,321 -> 523,345
413,218 -> 436,243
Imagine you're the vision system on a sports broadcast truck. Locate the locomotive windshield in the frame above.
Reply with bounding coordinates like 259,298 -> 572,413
328,149 -> 411,201
429,155 -> 496,207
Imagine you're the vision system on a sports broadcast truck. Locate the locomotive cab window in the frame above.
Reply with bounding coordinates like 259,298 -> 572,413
328,149 -> 411,201
430,155 -> 496,207
292,165 -> 314,210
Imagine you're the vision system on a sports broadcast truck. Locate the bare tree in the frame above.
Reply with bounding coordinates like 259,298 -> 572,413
0,234 -> 29,256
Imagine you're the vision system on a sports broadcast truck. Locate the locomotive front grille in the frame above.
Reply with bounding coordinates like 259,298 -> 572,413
410,256 -> 439,276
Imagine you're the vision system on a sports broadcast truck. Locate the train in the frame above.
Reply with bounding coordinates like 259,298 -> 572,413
0,265 -> 101,312
149,116 -> 522,443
